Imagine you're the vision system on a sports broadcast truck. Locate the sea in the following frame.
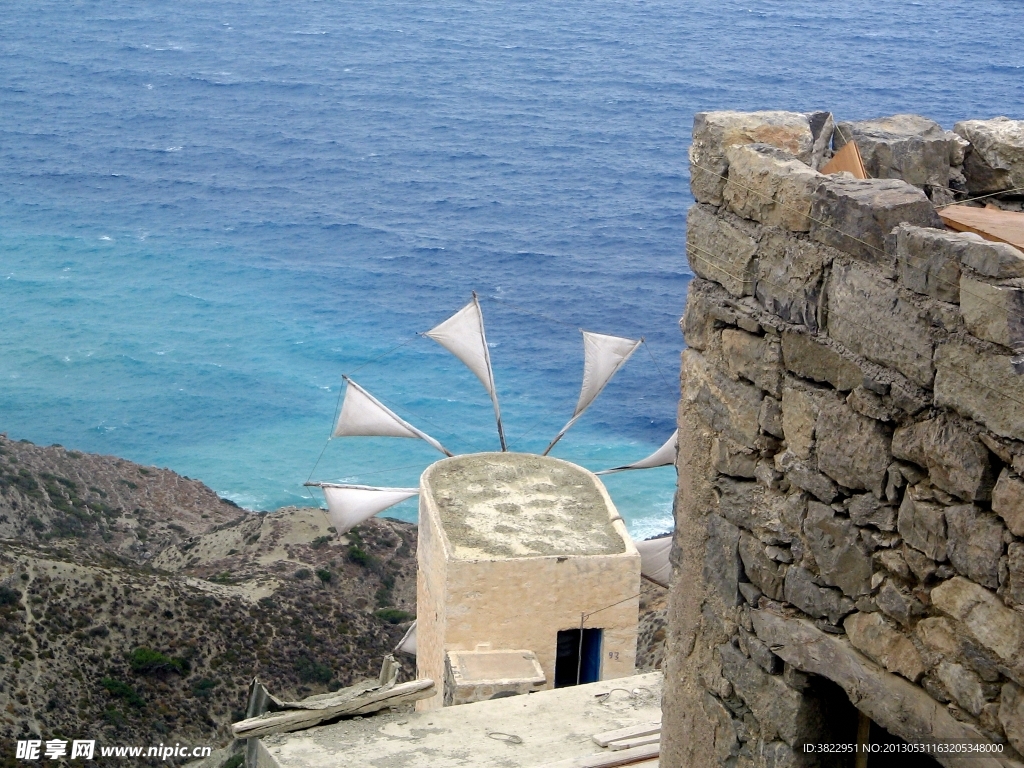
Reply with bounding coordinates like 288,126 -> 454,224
2,0 -> 1023,539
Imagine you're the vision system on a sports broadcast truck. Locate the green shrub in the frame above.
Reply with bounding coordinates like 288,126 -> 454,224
294,656 -> 332,685
315,569 -> 331,584
101,678 -> 144,708
374,609 -> 414,625
221,754 -> 245,768
346,545 -> 372,567
128,647 -> 187,675
294,568 -> 311,580
0,587 -> 20,606
311,535 -> 331,549
191,678 -> 220,698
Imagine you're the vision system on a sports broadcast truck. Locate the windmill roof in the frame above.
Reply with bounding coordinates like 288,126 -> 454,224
421,452 -> 628,559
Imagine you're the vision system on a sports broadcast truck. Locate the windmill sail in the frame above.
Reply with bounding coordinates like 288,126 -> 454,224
543,331 -> 641,455
424,293 -> 506,451
333,377 -> 452,457
634,535 -> 672,588
318,484 -> 419,534
596,430 -> 678,475
394,621 -> 417,656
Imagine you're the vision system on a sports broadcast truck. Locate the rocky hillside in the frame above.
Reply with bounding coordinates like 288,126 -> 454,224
0,435 -> 667,766
0,435 -> 416,766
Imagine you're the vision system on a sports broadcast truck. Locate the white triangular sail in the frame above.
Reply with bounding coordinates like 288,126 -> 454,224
394,621 -> 417,656
320,484 -> 419,534
596,430 -> 678,475
333,377 -> 452,456
424,293 -> 506,450
635,535 -> 672,587
543,331 -> 641,455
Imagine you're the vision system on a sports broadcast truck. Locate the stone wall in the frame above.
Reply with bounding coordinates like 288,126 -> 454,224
662,111 -> 1024,768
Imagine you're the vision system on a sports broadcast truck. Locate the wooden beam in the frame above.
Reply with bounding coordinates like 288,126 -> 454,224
540,742 -> 660,768
592,722 -> 661,747
938,205 -> 1024,251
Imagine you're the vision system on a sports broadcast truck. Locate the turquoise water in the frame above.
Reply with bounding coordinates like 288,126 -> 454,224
2,0 -> 1023,538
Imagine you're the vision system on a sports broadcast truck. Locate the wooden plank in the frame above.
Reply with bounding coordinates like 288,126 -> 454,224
608,734 -> 660,751
821,140 -> 868,179
540,742 -> 660,768
231,679 -> 435,739
938,205 -> 1024,251
592,722 -> 661,747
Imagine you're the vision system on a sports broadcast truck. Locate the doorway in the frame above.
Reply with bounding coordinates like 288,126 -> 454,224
554,628 -> 603,687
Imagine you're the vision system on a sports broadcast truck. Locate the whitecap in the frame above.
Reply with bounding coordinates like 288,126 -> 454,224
164,146 -> 183,152
99,236 -> 112,241
145,84 -> 153,89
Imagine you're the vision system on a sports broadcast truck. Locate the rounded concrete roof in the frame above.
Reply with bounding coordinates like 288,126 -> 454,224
420,452 -> 628,559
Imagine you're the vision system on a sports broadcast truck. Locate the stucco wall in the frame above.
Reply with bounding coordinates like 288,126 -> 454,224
416,453 -> 641,710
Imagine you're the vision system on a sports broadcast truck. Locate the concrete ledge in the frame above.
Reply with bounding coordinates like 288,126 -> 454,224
255,672 -> 662,768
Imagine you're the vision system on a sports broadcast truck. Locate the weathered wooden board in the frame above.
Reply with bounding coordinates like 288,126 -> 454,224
939,204 -> 1024,251
591,722 -> 661,748
540,743 -> 660,768
231,679 -> 435,739
822,141 -> 868,179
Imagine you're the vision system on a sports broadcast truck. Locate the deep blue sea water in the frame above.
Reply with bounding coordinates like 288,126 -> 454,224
2,0 -> 1023,537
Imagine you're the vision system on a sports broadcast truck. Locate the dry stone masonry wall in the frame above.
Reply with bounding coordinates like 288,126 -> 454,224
662,110 -> 1024,768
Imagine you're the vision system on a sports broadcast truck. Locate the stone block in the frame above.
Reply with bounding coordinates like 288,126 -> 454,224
775,451 -> 838,504
705,513 -> 743,608
780,331 -> 863,392
993,469 -> 1024,537
902,544 -> 938,582
755,230 -> 833,332
958,237 -> 1024,280
934,342 -> 1024,443
723,143 -> 822,231
891,415 -> 996,502
751,609 -> 1000,755
1007,542 -> 1024,608
960,275 -> 1024,351
690,110 -> 817,205
686,204 -> 759,297
937,661 -> 986,716
681,280 -> 727,352
780,386 -> 825,460
759,396 -> 784,439
717,641 -> 821,747
702,692 -> 742,764
944,504 -> 1005,589
915,616 -> 959,662
713,436 -> 759,479
876,548 -> 911,579
827,261 -> 936,389
931,577 -> 1024,679
954,117 -> 1024,195
783,566 -> 854,625
814,398 -> 893,495
891,224 -> 963,303
875,580 -> 926,627
897,489 -> 947,561
739,530 -> 786,601
845,611 -> 926,682
809,176 -> 942,272
803,501 -> 873,597
723,328 -> 783,397
847,494 -> 896,531
714,477 -> 764,532
682,349 -> 764,448
847,387 -> 895,423
1001,682 -> 1024,756
835,114 -> 951,190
